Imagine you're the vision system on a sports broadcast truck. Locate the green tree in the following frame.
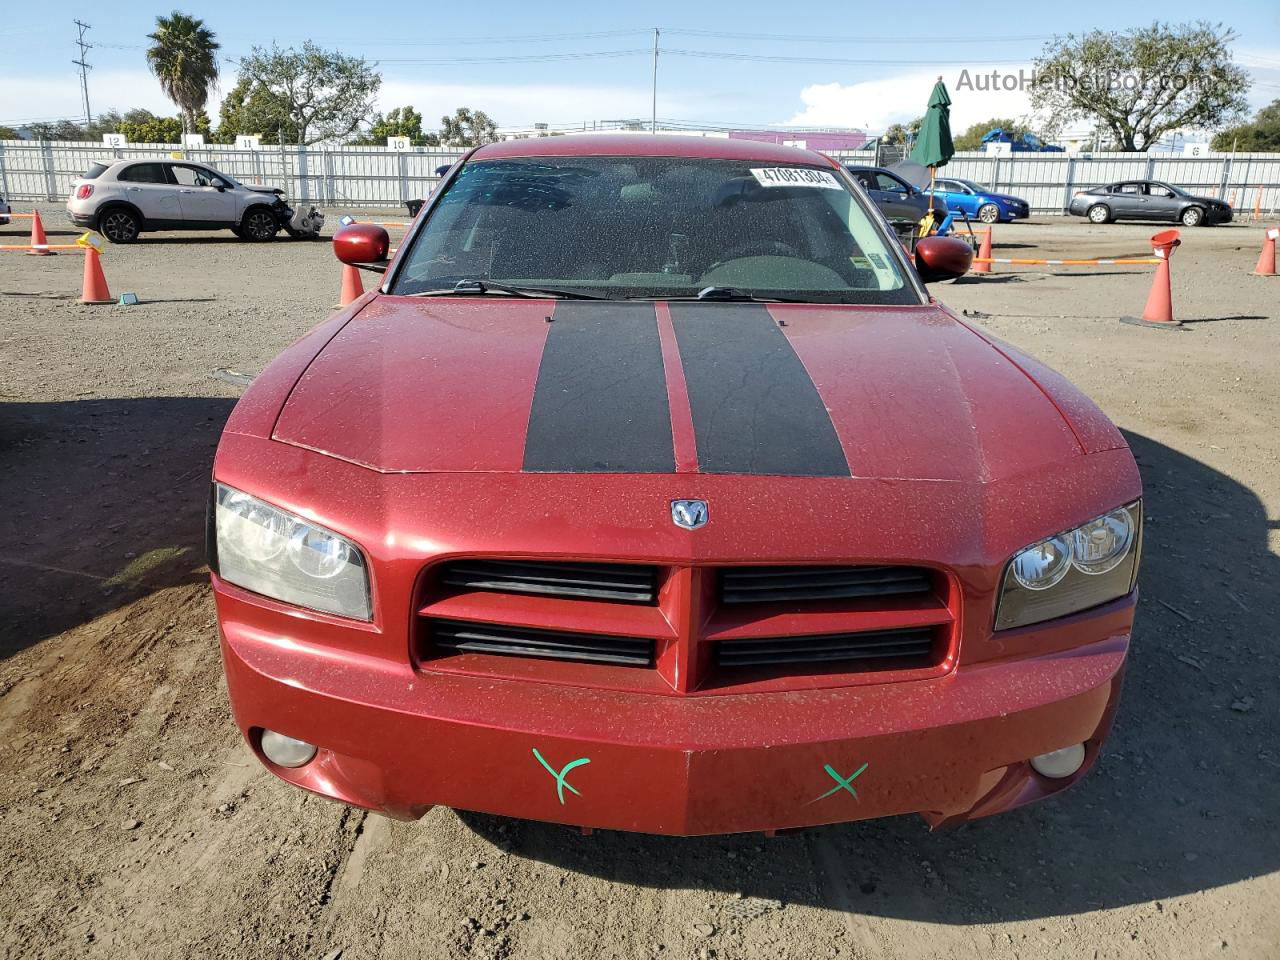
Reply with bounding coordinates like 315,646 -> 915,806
881,117 -> 923,146
146,12 -> 221,135
1211,99 -> 1280,151
1030,21 -> 1250,151
27,119 -> 89,140
117,108 -> 211,143
953,118 -> 1033,151
439,107 -> 498,147
215,75 -> 292,143
0,125 -> 20,140
235,42 -> 380,144
355,106 -> 440,146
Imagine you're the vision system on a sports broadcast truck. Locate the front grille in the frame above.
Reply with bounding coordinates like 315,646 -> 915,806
439,558 -> 657,603
429,618 -> 654,667
719,565 -> 932,604
717,626 -> 935,668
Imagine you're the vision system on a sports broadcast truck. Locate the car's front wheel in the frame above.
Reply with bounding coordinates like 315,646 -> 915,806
98,207 -> 141,243
1181,206 -> 1205,227
1087,204 -> 1112,224
977,203 -> 1000,224
239,207 -> 279,242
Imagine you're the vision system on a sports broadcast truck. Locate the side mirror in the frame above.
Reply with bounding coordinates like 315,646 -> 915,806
334,223 -> 390,267
914,235 -> 973,283
214,184 -> 226,192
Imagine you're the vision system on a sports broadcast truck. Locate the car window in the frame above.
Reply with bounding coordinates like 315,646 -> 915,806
118,163 -> 168,184
874,173 -> 908,194
83,162 -> 110,180
393,157 -> 918,305
1113,183 -> 1142,195
170,165 -> 228,188
849,170 -> 876,191
1146,184 -> 1175,198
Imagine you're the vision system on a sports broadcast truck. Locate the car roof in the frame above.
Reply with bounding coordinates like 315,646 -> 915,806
470,134 -> 834,166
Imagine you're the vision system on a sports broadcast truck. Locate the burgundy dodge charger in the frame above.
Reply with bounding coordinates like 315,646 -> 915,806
208,136 -> 1141,835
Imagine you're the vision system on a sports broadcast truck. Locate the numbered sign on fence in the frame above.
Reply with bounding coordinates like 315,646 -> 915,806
387,136 -> 411,151
1183,143 -> 1208,158
181,133 -> 206,147
235,135 -> 261,150
102,133 -> 127,148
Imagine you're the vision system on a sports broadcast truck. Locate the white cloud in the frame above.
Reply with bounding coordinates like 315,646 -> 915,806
377,79 -> 720,129
787,67 -> 1039,134
0,69 -> 224,126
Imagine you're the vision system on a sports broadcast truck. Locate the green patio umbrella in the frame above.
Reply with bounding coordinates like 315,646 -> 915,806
909,77 -> 954,229
910,77 -> 954,171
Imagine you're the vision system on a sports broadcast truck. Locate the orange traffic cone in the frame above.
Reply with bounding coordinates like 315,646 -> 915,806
973,227 -> 992,274
1122,230 -> 1181,329
26,209 -> 53,256
336,263 -> 364,307
80,247 -> 114,304
1253,227 -> 1278,276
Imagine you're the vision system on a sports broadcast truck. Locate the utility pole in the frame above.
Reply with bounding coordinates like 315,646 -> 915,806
73,20 -> 93,127
651,28 -> 659,134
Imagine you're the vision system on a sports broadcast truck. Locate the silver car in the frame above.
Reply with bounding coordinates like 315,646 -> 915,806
65,158 -> 295,243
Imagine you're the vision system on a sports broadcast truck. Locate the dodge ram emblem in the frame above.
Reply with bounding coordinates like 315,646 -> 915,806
671,500 -> 708,530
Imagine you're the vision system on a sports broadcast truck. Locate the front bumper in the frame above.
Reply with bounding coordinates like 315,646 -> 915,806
216,581 -> 1131,835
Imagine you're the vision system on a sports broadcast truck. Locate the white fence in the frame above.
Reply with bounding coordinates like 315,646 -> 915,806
0,140 -> 466,209
828,150 -> 1280,216
3,140 -> 1280,215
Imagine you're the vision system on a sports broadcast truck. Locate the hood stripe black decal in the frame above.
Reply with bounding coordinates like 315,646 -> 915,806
670,303 -> 851,477
522,302 -> 676,474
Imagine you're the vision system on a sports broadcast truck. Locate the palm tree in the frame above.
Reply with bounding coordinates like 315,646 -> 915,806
145,12 -> 220,136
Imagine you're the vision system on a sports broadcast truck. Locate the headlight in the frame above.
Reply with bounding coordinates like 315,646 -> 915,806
995,501 -> 1141,630
211,484 -> 372,620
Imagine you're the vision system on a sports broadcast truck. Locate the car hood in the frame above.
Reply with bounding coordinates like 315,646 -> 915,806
243,184 -> 284,195
984,193 -> 1025,204
271,297 -> 1088,481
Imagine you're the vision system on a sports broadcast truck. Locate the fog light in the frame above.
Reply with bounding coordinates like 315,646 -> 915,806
1029,743 -> 1086,779
260,730 -> 317,768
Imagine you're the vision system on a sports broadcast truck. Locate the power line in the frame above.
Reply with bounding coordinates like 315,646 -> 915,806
72,20 -> 93,126
665,49 -> 1027,66
372,49 -> 649,65
663,28 -> 1053,44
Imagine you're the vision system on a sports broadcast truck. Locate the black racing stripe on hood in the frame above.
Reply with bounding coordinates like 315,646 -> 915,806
670,302 -> 850,477
522,301 -> 675,474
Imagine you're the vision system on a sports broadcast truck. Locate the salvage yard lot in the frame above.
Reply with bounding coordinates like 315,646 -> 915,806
1,208 -> 1278,959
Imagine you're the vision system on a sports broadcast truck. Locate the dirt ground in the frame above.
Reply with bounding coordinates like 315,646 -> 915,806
1,205 -> 1278,960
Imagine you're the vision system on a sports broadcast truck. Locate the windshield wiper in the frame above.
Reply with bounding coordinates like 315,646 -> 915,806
405,279 -> 607,300
648,286 -> 811,303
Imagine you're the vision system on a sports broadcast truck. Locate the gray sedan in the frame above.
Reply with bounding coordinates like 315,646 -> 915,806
1067,180 -> 1232,227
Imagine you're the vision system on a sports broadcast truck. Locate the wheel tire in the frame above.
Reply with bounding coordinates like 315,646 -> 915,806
1181,206 -> 1204,227
1087,204 -> 1111,224
98,207 -> 141,243
240,207 -> 280,242
230,225 -> 246,240
977,203 -> 1000,224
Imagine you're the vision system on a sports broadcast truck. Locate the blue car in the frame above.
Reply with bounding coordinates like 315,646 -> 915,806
930,177 -> 1030,224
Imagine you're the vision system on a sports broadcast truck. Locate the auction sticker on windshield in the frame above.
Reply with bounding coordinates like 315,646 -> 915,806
750,167 -> 843,190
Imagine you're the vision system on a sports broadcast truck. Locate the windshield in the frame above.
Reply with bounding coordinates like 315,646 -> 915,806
959,179 -> 991,193
391,157 -> 919,304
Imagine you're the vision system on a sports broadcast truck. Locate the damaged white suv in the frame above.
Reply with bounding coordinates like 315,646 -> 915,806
66,158 -> 323,243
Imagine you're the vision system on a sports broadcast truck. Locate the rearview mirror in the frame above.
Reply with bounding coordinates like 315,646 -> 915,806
334,223 -> 390,266
914,235 -> 973,283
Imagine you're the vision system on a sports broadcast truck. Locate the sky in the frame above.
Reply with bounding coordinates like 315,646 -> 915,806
1,0 -> 1278,137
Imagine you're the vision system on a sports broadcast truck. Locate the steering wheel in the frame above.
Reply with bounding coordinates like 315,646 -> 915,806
706,239 -> 799,273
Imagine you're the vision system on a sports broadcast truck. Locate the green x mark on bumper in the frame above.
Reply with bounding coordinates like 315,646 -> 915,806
811,762 -> 869,803
532,748 -> 591,805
